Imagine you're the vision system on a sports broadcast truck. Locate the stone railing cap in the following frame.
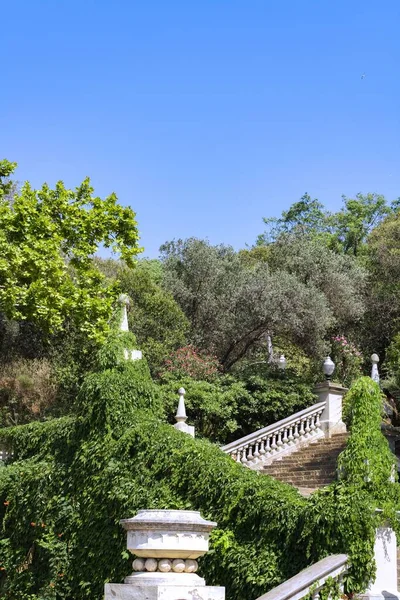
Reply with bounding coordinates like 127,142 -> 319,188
120,509 -> 217,532
313,381 -> 348,393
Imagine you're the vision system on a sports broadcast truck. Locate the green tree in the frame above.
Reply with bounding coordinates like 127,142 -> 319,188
258,191 -> 393,256
0,160 -> 17,199
362,212 -> 400,358
267,234 -> 366,334
333,193 -> 391,256
161,238 -> 356,369
0,166 -> 141,342
118,261 -> 189,374
257,193 -> 329,244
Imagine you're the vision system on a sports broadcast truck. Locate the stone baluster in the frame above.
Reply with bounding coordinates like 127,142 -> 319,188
247,444 -> 254,462
282,427 -> 289,447
259,438 -> 266,456
105,509 -> 225,599
288,425 -> 294,446
276,430 -> 283,449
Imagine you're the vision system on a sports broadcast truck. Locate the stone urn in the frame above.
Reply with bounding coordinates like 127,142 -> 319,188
120,509 -> 217,586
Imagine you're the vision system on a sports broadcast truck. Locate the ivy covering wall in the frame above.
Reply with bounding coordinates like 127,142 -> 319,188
0,334 -> 399,600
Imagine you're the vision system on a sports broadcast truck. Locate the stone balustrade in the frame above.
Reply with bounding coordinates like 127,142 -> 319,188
255,554 -> 348,600
221,402 -> 326,468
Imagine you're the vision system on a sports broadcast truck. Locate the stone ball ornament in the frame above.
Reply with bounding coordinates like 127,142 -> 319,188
158,558 -> 172,573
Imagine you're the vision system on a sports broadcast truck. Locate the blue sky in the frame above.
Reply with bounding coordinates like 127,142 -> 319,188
2,0 -> 400,257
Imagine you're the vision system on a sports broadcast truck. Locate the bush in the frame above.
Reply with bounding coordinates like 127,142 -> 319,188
161,345 -> 220,381
158,370 -> 317,444
0,359 -> 57,427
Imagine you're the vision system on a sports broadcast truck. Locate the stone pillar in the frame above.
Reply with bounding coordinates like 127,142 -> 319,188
314,381 -> 347,438
360,526 -> 400,600
104,509 -> 225,600
174,388 -> 195,438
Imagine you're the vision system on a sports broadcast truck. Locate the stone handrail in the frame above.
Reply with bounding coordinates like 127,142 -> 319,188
221,401 -> 326,467
255,554 -> 348,600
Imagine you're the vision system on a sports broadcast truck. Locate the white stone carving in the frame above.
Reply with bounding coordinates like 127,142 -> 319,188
371,353 -> 380,384
315,381 -> 347,438
173,387 -> 195,437
222,402 -> 326,468
158,559 -> 172,572
105,509 -> 225,599
132,558 -> 145,572
359,526 -> 400,600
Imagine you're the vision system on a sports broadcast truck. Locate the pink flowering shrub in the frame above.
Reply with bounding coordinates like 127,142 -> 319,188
331,335 -> 363,387
161,345 -> 220,381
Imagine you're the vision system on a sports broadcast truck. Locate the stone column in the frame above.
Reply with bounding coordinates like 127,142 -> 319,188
174,388 -> 195,438
104,509 -> 225,600
360,526 -> 400,600
314,381 -> 347,438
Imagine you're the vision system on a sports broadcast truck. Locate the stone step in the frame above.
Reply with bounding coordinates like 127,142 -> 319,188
265,459 -> 338,468
260,433 -> 348,493
265,460 -> 337,468
269,470 -> 336,480
267,457 -> 341,470
265,469 -> 336,479
269,479 -> 335,487
271,451 -> 344,465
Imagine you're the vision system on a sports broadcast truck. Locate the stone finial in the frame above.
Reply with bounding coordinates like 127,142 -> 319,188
278,354 -> 287,370
118,294 -> 143,362
371,353 -> 380,384
174,388 -> 195,438
323,356 -> 335,381
118,293 -> 130,332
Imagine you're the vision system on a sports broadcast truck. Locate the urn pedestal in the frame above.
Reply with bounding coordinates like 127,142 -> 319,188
104,509 -> 225,600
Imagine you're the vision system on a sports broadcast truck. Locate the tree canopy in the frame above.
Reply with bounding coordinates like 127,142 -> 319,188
0,162 -> 141,341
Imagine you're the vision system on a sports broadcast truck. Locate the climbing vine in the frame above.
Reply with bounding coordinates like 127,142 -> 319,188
0,336 -> 399,599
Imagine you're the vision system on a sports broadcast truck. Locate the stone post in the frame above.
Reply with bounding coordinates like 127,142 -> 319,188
174,388 -> 195,438
360,525 -> 400,600
314,381 -> 347,438
371,353 -> 380,384
118,294 -> 143,362
104,509 -> 225,600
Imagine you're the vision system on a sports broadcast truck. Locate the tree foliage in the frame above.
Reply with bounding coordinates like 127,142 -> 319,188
258,192 -> 393,256
161,237 -> 365,369
0,165 -> 141,341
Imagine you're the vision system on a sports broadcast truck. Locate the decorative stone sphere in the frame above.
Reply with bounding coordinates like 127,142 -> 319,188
184,559 -> 198,573
144,558 -> 158,572
172,559 -> 186,573
158,558 -> 172,572
132,558 -> 145,572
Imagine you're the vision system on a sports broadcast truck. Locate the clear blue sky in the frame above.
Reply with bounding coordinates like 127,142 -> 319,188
2,0 -> 400,257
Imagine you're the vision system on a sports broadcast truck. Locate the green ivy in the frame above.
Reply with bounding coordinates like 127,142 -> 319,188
0,338 -> 399,599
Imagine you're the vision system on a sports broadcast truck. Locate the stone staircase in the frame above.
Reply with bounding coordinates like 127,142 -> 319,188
262,433 -> 349,494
